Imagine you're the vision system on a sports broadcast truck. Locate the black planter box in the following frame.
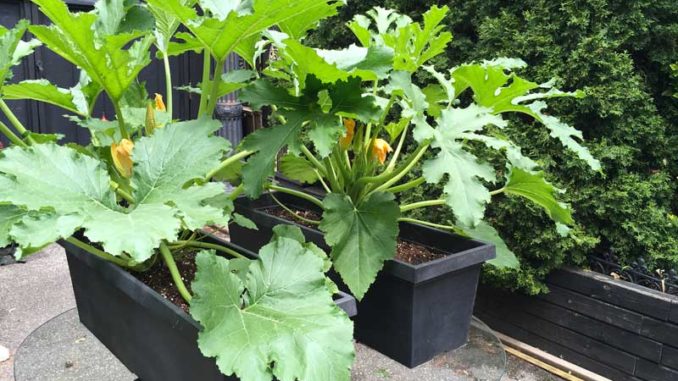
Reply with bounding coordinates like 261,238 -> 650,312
475,268 -> 678,381
229,193 -> 495,367
62,236 -> 357,381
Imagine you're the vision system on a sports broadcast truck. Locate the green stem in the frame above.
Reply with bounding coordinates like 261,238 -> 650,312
372,142 -> 430,193
268,184 -> 324,208
300,145 -> 327,176
198,51 -> 212,117
490,187 -> 505,196
357,142 -> 427,186
400,199 -> 446,213
386,177 -> 425,194
112,101 -> 129,140
397,217 -> 462,233
205,150 -> 253,180
205,59 -> 224,117
109,180 -> 134,203
270,192 -> 320,225
0,99 -> 35,144
66,237 -> 132,268
172,240 -> 246,259
323,157 -> 341,191
384,123 -> 409,174
315,170 -> 331,193
162,53 -> 173,118
0,121 -> 27,148
159,242 -> 192,303
228,184 -> 245,201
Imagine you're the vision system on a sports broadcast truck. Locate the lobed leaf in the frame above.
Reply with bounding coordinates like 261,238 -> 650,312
504,168 -> 574,226
190,236 -> 354,381
0,20 -> 41,90
320,192 -> 400,300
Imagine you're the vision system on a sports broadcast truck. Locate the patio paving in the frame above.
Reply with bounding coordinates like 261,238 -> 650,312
0,245 -> 563,381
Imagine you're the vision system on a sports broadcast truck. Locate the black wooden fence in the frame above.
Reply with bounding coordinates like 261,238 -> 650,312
0,0 -> 205,146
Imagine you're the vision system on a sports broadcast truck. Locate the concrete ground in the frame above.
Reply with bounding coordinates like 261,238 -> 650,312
0,245 -> 563,381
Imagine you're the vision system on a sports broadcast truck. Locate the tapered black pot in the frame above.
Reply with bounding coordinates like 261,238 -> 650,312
62,237 -> 357,381
229,193 -> 496,368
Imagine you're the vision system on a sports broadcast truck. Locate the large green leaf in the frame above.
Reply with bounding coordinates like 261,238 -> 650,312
315,44 -> 394,80
0,144 -> 181,261
320,192 -> 400,300
504,168 -> 573,225
10,212 -> 84,257
30,0 -> 153,101
0,204 -> 27,247
132,119 -> 229,204
460,222 -> 519,269
83,203 -> 180,261
420,105 -> 502,226
0,144 -> 117,214
190,237 -> 354,381
269,33 -> 391,86
148,0 -> 192,54
240,76 -> 381,196
2,80 -> 85,116
451,61 -> 601,170
347,6 -> 451,73
279,153 -> 318,184
147,0 -> 342,65
240,111 -> 305,197
0,21 -> 41,92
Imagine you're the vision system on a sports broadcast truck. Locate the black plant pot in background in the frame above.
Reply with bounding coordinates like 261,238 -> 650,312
62,236 -> 357,381
229,193 -> 496,368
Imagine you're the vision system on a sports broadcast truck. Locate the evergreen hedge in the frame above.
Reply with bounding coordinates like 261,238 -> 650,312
307,0 -> 678,293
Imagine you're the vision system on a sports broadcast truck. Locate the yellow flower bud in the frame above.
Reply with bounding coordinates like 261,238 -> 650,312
371,138 -> 393,165
339,119 -> 355,149
145,102 -> 157,135
111,139 -> 134,178
154,93 -> 166,112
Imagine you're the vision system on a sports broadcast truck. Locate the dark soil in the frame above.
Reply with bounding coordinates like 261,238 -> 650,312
264,206 -> 446,265
134,250 -> 197,313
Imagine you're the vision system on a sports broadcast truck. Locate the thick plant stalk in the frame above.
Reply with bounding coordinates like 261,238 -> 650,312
112,101 -> 129,139
270,192 -> 321,225
386,177 -> 425,194
0,121 -> 27,148
159,242 -> 192,303
162,54 -> 173,118
397,217 -> 462,233
0,99 -> 35,145
109,180 -> 135,203
205,150 -> 253,180
205,59 -> 224,116
268,184 -> 324,208
171,240 -> 247,259
66,237 -> 132,268
399,199 -> 446,213
198,51 -> 212,117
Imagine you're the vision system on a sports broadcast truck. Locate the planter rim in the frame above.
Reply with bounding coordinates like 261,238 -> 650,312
234,194 -> 495,284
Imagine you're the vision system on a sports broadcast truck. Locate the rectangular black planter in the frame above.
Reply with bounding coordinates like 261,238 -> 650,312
229,193 -> 495,367
475,268 -> 678,381
62,236 -> 357,381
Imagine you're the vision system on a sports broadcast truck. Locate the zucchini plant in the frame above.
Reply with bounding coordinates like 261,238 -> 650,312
237,6 -> 601,299
0,1 -> 354,380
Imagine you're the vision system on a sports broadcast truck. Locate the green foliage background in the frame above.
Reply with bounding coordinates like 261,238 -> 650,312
307,0 -> 678,293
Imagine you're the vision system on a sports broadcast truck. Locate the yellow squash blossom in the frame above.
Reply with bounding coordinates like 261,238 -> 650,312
371,138 -> 393,165
111,139 -> 134,178
154,93 -> 166,112
339,118 -> 355,149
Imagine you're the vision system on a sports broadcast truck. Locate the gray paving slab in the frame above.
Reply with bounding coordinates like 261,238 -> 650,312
0,246 -> 75,381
